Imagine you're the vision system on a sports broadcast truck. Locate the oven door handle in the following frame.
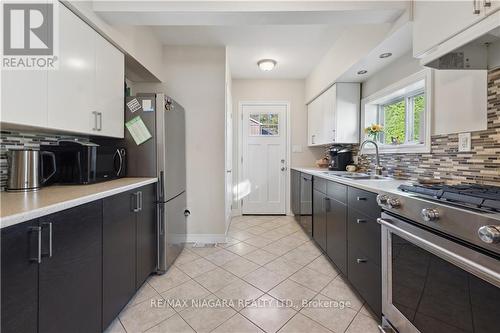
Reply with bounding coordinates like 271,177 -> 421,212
377,217 -> 500,287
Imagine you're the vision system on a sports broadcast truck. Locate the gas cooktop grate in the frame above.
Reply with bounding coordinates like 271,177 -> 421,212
398,184 -> 500,212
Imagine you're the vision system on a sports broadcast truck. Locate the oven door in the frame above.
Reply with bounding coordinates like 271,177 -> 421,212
378,213 -> 500,333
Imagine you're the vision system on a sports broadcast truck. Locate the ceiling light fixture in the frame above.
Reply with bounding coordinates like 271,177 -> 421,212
257,59 -> 277,71
357,70 -> 368,75
379,52 -> 393,59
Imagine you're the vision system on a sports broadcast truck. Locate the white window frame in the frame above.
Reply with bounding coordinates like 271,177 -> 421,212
361,69 -> 432,154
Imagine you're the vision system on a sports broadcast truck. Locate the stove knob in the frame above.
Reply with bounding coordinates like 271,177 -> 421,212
478,226 -> 500,244
387,197 -> 401,209
376,194 -> 388,206
421,208 -> 439,222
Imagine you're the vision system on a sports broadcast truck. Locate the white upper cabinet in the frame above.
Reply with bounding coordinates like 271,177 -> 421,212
1,70 -> 48,128
48,4 -> 96,135
95,34 -> 125,138
307,83 -> 360,147
2,4 -> 125,138
413,0 -> 500,58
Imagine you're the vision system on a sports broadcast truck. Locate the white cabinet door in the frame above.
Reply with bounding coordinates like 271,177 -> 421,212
47,5 -> 96,134
307,96 -> 322,146
322,85 -> 336,144
1,70 -> 48,128
413,1 -> 484,57
95,34 -> 124,138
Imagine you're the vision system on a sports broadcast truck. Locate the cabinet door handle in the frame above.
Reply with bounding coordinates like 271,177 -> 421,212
311,135 -> 316,144
356,197 -> 367,201
356,219 -> 367,224
98,112 -> 103,131
356,258 -> 367,264
473,0 -> 481,14
42,222 -> 53,258
139,191 -> 143,211
132,192 -> 140,212
485,0 -> 492,7
324,197 -> 331,212
29,226 -> 42,263
92,111 -> 98,131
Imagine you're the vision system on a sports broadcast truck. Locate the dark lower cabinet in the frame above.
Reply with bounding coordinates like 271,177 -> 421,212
136,184 -> 157,288
1,221 -> 39,333
312,189 -> 327,251
103,189 -> 137,329
347,187 -> 382,318
1,182 -> 157,333
38,201 -> 103,333
103,184 -> 157,330
326,197 -> 347,275
308,175 -> 382,319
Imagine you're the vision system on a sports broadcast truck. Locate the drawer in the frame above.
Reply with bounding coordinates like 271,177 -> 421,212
327,181 -> 347,204
347,210 -> 381,266
313,176 -> 327,194
348,245 -> 382,319
348,187 -> 380,219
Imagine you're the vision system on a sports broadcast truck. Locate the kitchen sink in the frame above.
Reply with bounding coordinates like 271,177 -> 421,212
322,171 -> 391,180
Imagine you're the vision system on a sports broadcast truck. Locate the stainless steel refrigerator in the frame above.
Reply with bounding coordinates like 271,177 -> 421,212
124,93 -> 187,274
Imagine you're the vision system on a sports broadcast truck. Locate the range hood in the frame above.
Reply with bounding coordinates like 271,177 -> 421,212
422,11 -> 500,70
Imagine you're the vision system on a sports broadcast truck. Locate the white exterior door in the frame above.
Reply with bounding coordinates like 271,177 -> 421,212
241,103 -> 287,214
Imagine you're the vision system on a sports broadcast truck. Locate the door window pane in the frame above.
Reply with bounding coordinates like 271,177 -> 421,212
249,113 -> 279,136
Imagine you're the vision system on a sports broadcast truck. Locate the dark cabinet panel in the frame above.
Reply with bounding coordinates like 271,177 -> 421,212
313,189 -> 327,251
348,187 -> 380,219
327,181 -> 347,204
326,197 -> 347,275
1,221 -> 39,333
348,245 -> 382,318
291,169 -> 301,216
102,189 -> 137,329
348,210 -> 381,266
313,176 -> 327,194
136,184 -> 157,288
38,201 -> 102,333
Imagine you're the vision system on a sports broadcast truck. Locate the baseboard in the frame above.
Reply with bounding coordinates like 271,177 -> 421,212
185,234 -> 227,244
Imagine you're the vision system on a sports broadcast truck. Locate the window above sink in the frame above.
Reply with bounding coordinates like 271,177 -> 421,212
361,70 -> 432,154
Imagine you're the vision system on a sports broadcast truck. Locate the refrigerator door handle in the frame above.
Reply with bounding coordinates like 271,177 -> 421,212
159,171 -> 165,202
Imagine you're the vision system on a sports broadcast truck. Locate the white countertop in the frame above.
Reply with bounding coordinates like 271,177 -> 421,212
0,177 -> 157,229
292,167 -> 412,195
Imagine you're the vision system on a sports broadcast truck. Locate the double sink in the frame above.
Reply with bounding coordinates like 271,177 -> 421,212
322,171 -> 391,180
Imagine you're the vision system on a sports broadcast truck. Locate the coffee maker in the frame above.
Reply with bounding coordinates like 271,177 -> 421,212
328,146 -> 352,171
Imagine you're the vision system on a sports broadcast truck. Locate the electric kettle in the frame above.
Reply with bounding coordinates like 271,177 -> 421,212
6,149 -> 57,192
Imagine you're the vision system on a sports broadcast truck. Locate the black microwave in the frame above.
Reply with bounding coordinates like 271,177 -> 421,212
41,140 -> 126,185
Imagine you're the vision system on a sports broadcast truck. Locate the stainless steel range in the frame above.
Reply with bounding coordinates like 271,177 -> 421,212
376,184 -> 500,333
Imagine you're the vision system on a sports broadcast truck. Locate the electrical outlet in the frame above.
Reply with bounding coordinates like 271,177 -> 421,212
458,132 -> 472,152
292,145 -> 303,153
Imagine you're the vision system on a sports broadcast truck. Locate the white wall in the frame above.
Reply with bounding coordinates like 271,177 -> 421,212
66,1 -> 164,81
361,52 -> 488,135
231,79 -> 324,211
135,46 -> 227,242
305,24 -> 391,103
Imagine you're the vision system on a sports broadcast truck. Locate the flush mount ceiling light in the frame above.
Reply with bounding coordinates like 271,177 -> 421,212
357,70 -> 368,75
257,59 -> 277,71
379,52 -> 393,58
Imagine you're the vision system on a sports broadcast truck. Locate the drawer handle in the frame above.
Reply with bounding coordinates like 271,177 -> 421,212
356,219 -> 367,224
356,258 -> 367,264
356,197 -> 367,201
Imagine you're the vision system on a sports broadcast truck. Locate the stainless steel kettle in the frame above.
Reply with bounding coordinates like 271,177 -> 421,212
6,149 -> 57,192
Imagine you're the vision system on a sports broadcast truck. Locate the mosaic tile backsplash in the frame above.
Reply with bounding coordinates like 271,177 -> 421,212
0,131 -> 88,191
355,68 -> 500,186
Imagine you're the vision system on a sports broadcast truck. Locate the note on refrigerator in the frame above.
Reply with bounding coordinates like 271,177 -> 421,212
142,99 -> 154,112
125,116 -> 152,145
126,98 -> 142,113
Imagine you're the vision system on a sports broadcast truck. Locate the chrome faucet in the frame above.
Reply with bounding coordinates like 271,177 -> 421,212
358,139 -> 384,176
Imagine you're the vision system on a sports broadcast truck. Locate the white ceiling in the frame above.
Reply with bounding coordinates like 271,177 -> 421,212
95,1 -> 407,79
153,25 -> 344,79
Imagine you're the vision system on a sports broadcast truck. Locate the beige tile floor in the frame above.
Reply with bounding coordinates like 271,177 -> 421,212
106,215 -> 380,333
